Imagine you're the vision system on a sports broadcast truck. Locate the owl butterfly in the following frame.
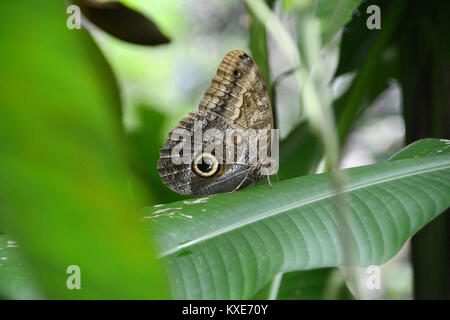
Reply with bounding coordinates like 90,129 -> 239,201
157,50 -> 276,196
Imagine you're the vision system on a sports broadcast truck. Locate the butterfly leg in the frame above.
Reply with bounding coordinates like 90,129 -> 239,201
266,175 -> 272,189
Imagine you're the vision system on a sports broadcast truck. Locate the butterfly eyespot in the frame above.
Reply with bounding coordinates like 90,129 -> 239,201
192,153 -> 220,177
233,69 -> 242,78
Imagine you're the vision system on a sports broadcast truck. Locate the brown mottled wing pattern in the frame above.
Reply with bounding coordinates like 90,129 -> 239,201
157,110 -> 254,196
157,50 -> 274,196
198,50 -> 273,130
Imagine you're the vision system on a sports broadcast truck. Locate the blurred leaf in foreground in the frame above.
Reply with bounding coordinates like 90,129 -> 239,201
0,1 -> 168,299
0,235 -> 42,299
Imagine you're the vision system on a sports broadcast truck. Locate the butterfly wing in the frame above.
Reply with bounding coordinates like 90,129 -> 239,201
157,110 -> 255,196
199,50 -> 274,130
157,50 -> 274,196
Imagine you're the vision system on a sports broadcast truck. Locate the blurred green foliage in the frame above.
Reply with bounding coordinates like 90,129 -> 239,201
0,1 -> 168,299
0,0 -> 448,300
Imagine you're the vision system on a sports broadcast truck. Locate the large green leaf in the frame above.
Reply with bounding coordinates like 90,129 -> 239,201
271,139 -> 450,300
0,1 -> 168,299
144,139 -> 450,299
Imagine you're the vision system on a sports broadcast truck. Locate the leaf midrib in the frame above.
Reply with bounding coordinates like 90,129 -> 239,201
158,160 -> 450,258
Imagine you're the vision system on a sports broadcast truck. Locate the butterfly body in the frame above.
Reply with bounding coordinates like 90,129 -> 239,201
157,50 -> 274,196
